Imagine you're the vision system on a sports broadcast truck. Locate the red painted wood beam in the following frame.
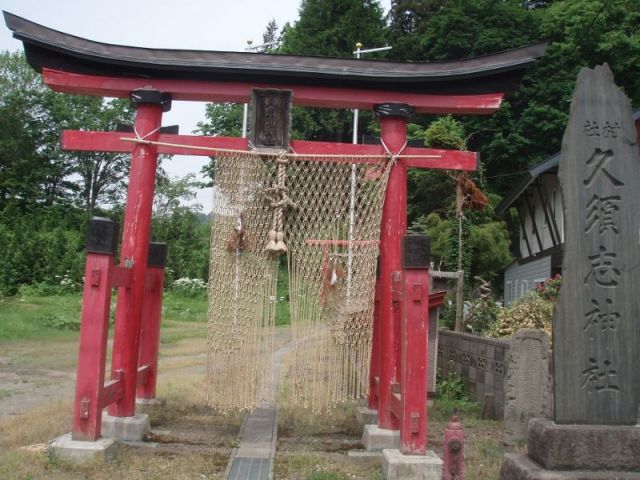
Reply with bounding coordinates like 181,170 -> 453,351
61,131 -> 478,171
100,376 -> 124,409
43,68 -> 504,115
136,365 -> 151,387
137,264 -> 165,400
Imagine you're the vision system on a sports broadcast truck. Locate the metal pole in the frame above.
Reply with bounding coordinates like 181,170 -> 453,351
348,44 -> 392,300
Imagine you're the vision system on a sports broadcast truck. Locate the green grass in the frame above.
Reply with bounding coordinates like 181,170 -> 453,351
162,292 -> 209,323
0,290 -> 210,342
276,260 -> 291,326
0,293 -> 82,341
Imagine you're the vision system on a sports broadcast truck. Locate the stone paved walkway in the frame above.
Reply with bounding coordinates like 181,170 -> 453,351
225,332 -> 292,480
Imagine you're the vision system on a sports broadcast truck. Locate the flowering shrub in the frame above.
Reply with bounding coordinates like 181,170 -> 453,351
171,277 -> 207,297
535,274 -> 561,301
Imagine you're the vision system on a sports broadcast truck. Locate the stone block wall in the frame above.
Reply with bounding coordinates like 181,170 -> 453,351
437,329 -> 510,418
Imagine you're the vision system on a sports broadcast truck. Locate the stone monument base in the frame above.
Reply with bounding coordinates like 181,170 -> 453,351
501,453 -> 640,480
499,418 -> 640,479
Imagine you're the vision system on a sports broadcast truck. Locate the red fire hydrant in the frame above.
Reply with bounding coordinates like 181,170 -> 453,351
442,415 -> 464,480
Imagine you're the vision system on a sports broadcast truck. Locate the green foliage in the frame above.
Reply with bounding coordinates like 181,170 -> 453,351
0,207 -> 86,296
276,257 -> 290,326
465,294 -> 499,335
435,365 -> 480,417
278,0 -> 387,142
412,210 -> 511,284
279,0 -> 386,57
388,0 -> 542,62
424,115 -> 466,150
437,366 -> 468,401
42,312 -> 80,331
0,292 -> 82,341
152,174 -> 210,283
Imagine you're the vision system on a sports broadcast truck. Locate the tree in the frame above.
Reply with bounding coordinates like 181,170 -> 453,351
195,102 -> 244,187
280,0 -> 387,57
152,174 -> 209,282
464,0 -> 640,195
262,19 -> 280,52
279,0 -> 388,142
0,52 -> 134,213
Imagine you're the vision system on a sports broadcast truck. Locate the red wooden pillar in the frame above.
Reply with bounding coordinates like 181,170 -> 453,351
376,103 -> 413,430
72,218 -> 119,441
136,242 -> 167,400
109,90 -> 171,417
368,274 -> 381,410
399,235 -> 430,454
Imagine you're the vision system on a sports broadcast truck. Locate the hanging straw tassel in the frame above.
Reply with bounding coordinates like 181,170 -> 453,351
266,229 -> 278,251
264,151 -> 296,256
274,231 -> 287,253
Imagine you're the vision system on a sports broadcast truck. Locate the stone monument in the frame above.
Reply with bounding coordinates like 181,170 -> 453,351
503,329 -> 550,447
500,64 -> 640,479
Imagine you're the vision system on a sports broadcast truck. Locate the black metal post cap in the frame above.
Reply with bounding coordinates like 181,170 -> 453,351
86,217 -> 119,255
373,103 -> 414,120
130,89 -> 172,112
147,242 -> 168,268
402,234 -> 431,269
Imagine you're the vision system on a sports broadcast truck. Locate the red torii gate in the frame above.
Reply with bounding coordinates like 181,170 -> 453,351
59,79 -> 474,453
5,10 -> 545,458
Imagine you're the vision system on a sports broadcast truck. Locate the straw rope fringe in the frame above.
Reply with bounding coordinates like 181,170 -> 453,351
206,150 -> 392,412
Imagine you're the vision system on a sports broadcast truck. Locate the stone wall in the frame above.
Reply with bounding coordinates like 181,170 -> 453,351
437,329 -> 510,418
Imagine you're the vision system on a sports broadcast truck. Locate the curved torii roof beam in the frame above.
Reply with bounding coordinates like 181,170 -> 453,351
4,11 -> 546,114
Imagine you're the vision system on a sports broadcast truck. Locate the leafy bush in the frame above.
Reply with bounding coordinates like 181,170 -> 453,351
490,291 -> 554,338
489,275 -> 561,338
465,296 -> 499,335
437,366 -> 468,402
42,313 -> 80,331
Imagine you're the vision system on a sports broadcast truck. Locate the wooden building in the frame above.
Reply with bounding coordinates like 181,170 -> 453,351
496,109 -> 640,304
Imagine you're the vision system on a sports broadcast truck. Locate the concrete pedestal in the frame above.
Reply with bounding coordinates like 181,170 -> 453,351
101,413 -> 150,442
355,406 -> 378,426
362,425 -> 400,451
382,449 -> 443,480
499,419 -> 640,479
49,433 -> 118,463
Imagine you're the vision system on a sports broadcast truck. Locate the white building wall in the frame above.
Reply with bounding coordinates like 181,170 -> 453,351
504,255 -> 552,305
519,175 -> 563,257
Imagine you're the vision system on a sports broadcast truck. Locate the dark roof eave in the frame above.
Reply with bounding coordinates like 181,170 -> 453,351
4,11 -> 548,95
496,153 -> 560,216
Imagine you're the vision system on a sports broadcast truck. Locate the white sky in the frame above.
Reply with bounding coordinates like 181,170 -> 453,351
1,0 -> 392,211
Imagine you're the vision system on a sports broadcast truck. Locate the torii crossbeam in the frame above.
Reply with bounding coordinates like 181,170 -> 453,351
4,10 -> 546,459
